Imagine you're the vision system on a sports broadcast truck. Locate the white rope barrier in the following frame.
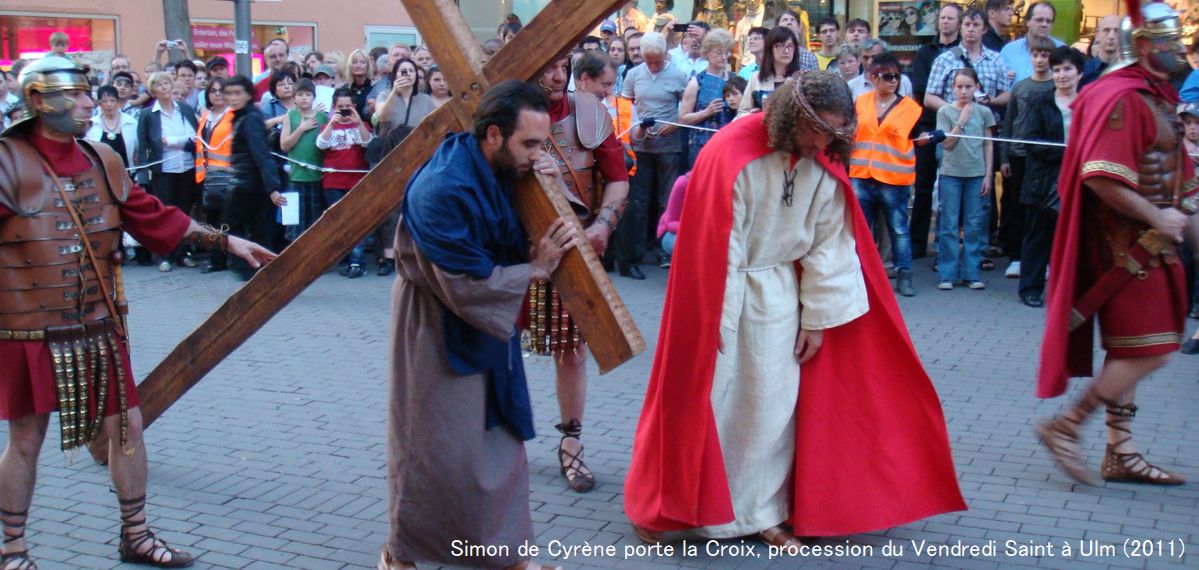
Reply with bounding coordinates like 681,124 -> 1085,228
617,119 -> 721,141
271,152 -> 371,174
944,132 -> 1068,148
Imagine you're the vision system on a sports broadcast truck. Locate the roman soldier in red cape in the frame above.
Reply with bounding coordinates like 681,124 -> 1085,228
1035,1 -> 1198,486
623,71 -> 965,546
523,54 -> 630,494
0,57 -> 275,569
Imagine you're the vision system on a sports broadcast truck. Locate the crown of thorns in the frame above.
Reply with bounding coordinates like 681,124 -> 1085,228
786,71 -> 855,146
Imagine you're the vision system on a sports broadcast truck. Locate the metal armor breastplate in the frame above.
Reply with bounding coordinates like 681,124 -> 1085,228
545,105 -> 597,214
1136,93 -> 1185,208
0,161 -> 122,330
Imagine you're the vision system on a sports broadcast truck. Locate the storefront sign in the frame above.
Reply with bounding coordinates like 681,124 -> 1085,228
878,1 -> 939,66
192,25 -> 260,51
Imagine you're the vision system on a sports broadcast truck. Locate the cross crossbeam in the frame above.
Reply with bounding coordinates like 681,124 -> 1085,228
89,0 -> 642,461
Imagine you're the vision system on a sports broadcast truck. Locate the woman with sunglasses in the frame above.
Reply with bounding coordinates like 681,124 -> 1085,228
195,76 -> 236,273
849,51 -> 938,298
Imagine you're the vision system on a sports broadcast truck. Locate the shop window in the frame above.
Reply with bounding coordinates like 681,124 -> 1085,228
365,26 -> 422,51
1,13 -> 117,68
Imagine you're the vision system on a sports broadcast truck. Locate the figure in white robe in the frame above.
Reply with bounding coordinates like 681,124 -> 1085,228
698,151 -> 868,538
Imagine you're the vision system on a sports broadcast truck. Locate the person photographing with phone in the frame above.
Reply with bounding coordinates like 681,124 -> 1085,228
375,58 -> 435,136
316,88 -> 374,278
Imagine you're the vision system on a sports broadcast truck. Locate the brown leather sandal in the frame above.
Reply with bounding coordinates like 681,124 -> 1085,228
1100,403 -> 1186,485
0,552 -> 35,570
632,524 -> 667,544
1036,390 -> 1109,485
117,495 -> 194,568
1,508 -> 36,570
556,420 -> 596,493
377,549 -> 416,570
757,526 -> 804,549
509,562 -> 563,570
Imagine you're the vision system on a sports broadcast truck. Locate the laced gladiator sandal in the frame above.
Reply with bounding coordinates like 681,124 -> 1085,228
1100,403 -> 1186,485
1,508 -> 36,570
556,420 -> 595,493
117,495 -> 194,568
1036,390 -> 1107,485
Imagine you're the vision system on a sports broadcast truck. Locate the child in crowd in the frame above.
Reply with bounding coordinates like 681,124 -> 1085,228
999,35 -> 1057,279
722,76 -> 746,124
316,88 -> 374,278
936,68 -> 995,291
280,78 -> 329,241
656,172 -> 689,255
1180,103 -> 1199,352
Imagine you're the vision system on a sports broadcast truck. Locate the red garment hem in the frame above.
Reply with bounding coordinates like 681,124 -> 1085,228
0,339 -> 140,420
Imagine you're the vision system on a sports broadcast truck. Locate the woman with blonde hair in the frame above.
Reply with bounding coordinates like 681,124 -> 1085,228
679,28 -> 736,165
342,48 -> 374,119
136,71 -> 199,271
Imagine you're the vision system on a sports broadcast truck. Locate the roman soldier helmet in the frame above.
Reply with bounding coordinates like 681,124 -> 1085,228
4,56 -> 92,135
1106,1 -> 1184,74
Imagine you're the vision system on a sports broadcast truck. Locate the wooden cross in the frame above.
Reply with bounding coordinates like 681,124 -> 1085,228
90,0 -> 643,459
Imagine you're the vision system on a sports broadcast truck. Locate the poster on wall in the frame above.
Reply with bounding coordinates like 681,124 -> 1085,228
878,1 -> 939,65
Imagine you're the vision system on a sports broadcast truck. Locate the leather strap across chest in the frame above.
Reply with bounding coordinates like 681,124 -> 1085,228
34,154 -> 127,340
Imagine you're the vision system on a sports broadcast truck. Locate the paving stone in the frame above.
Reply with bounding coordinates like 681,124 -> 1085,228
3,256 -> 1195,569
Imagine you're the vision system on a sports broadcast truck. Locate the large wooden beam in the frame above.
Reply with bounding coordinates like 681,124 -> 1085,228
131,0 -> 639,431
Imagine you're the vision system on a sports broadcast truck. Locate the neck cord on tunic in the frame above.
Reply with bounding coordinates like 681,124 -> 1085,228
782,167 -> 796,207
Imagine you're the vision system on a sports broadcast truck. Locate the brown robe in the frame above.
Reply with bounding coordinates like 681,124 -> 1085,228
386,222 -> 534,568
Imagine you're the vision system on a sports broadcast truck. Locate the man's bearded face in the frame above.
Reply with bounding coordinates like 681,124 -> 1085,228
793,110 -> 848,158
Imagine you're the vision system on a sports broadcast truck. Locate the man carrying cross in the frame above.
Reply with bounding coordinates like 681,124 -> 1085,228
0,57 -> 276,569
382,80 -> 576,570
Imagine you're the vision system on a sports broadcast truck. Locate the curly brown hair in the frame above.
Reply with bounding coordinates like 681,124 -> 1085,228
765,70 -> 857,164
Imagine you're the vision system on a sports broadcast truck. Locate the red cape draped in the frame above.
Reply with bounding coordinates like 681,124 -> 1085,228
623,113 -> 966,536
1036,66 -> 1185,398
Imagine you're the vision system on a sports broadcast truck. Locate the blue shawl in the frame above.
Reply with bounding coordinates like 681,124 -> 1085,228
401,132 -> 534,441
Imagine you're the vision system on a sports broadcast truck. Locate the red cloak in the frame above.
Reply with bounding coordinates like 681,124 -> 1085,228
1036,66 -> 1192,398
623,113 -> 966,536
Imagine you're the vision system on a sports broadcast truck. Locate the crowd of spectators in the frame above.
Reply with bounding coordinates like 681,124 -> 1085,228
5,0 -> 1199,322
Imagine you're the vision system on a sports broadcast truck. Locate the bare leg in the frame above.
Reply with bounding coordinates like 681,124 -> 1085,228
105,407 -> 194,566
106,407 -> 148,508
1,414 -> 50,562
555,348 -> 588,428
1038,354 -> 1180,485
554,348 -> 594,492
1092,358 -> 1185,484
1090,355 -> 1168,405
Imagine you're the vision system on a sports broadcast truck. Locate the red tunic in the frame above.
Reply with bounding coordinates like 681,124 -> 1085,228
623,113 -> 965,536
0,134 -> 192,420
1037,66 -> 1197,398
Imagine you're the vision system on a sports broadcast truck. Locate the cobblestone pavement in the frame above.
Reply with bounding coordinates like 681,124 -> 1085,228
2,256 -> 1196,569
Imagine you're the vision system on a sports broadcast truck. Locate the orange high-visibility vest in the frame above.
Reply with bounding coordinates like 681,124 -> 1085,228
849,92 -> 921,186
195,110 -> 233,184
610,95 -> 637,176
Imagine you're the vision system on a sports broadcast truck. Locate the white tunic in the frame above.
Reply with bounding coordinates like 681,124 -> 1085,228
698,151 -> 868,538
